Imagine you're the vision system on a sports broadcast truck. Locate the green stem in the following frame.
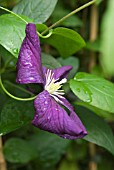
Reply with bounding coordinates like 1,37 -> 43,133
41,0 -> 96,35
0,6 -> 28,24
0,76 -> 37,101
0,6 -> 53,38
4,80 -> 34,96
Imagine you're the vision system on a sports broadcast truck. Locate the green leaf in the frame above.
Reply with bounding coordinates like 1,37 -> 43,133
70,72 -> 114,113
58,56 -> 79,78
0,45 -> 16,66
4,138 -> 37,163
13,0 -> 58,23
0,14 -> 32,58
44,27 -> 86,58
42,52 -> 61,69
0,91 -> 7,113
29,131 -> 70,167
76,105 -> 114,155
0,99 -> 34,135
86,39 -> 101,52
100,0 -> 114,75
76,101 -> 114,121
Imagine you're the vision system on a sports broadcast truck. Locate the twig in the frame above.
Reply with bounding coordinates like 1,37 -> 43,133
41,0 -> 96,35
89,143 -> 97,170
88,4 -> 98,71
89,4 -> 98,169
0,137 -> 7,170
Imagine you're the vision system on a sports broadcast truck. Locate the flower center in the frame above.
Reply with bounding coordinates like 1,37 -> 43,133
44,69 -> 67,102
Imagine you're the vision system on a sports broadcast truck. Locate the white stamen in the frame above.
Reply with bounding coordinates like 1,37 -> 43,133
44,69 -> 67,102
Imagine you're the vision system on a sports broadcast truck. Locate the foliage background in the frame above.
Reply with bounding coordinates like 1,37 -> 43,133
0,0 -> 114,170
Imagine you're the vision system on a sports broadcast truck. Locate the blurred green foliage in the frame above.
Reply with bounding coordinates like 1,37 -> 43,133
0,0 -> 114,170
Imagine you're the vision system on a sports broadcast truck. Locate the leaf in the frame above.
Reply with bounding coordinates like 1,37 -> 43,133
0,14 -> 32,58
75,105 -> 114,155
0,45 -> 16,65
0,90 -> 7,113
70,72 -> 114,113
86,39 -> 101,52
100,0 -> 114,75
42,52 -> 61,69
13,0 -> 58,23
44,27 -> 86,58
76,101 -> 114,121
58,56 -> 79,78
0,99 -> 34,135
29,131 -> 70,167
4,138 -> 37,163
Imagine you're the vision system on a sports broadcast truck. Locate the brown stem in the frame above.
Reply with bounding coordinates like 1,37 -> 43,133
89,4 -> 99,72
0,137 -> 7,170
89,4 -> 98,170
89,143 -> 97,170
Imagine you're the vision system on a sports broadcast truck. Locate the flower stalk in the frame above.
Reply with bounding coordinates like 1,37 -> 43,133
41,0 -> 96,35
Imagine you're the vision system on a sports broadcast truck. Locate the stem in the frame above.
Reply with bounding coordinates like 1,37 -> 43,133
0,6 -> 53,39
4,80 -> 34,96
0,137 -> 7,170
0,76 -> 37,101
0,6 -> 28,24
89,143 -> 97,170
41,0 -> 96,35
89,4 -> 98,71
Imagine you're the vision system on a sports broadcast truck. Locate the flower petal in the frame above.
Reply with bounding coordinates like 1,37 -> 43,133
32,90 -> 87,139
53,66 -> 72,80
16,23 -> 44,84
42,66 -> 72,81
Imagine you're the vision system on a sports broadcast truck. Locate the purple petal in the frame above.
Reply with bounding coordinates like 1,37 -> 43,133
43,66 -> 72,80
32,90 -> 87,140
16,23 -> 44,84
53,66 -> 72,80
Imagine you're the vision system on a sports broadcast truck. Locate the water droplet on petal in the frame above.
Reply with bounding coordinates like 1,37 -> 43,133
48,116 -> 50,120
45,101 -> 48,104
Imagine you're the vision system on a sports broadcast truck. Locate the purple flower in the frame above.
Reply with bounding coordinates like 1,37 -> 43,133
16,23 -> 87,139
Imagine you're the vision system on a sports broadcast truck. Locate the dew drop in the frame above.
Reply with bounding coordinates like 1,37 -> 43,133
29,77 -> 35,81
48,116 -> 50,120
83,88 -> 92,103
45,101 -> 48,104
76,88 -> 80,92
13,48 -> 18,54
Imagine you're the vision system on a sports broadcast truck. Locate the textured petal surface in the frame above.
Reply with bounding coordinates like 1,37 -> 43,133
32,90 -> 87,139
43,66 -> 72,80
53,66 -> 72,80
16,23 -> 44,84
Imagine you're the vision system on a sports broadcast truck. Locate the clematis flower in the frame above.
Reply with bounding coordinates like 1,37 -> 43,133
16,23 -> 87,139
